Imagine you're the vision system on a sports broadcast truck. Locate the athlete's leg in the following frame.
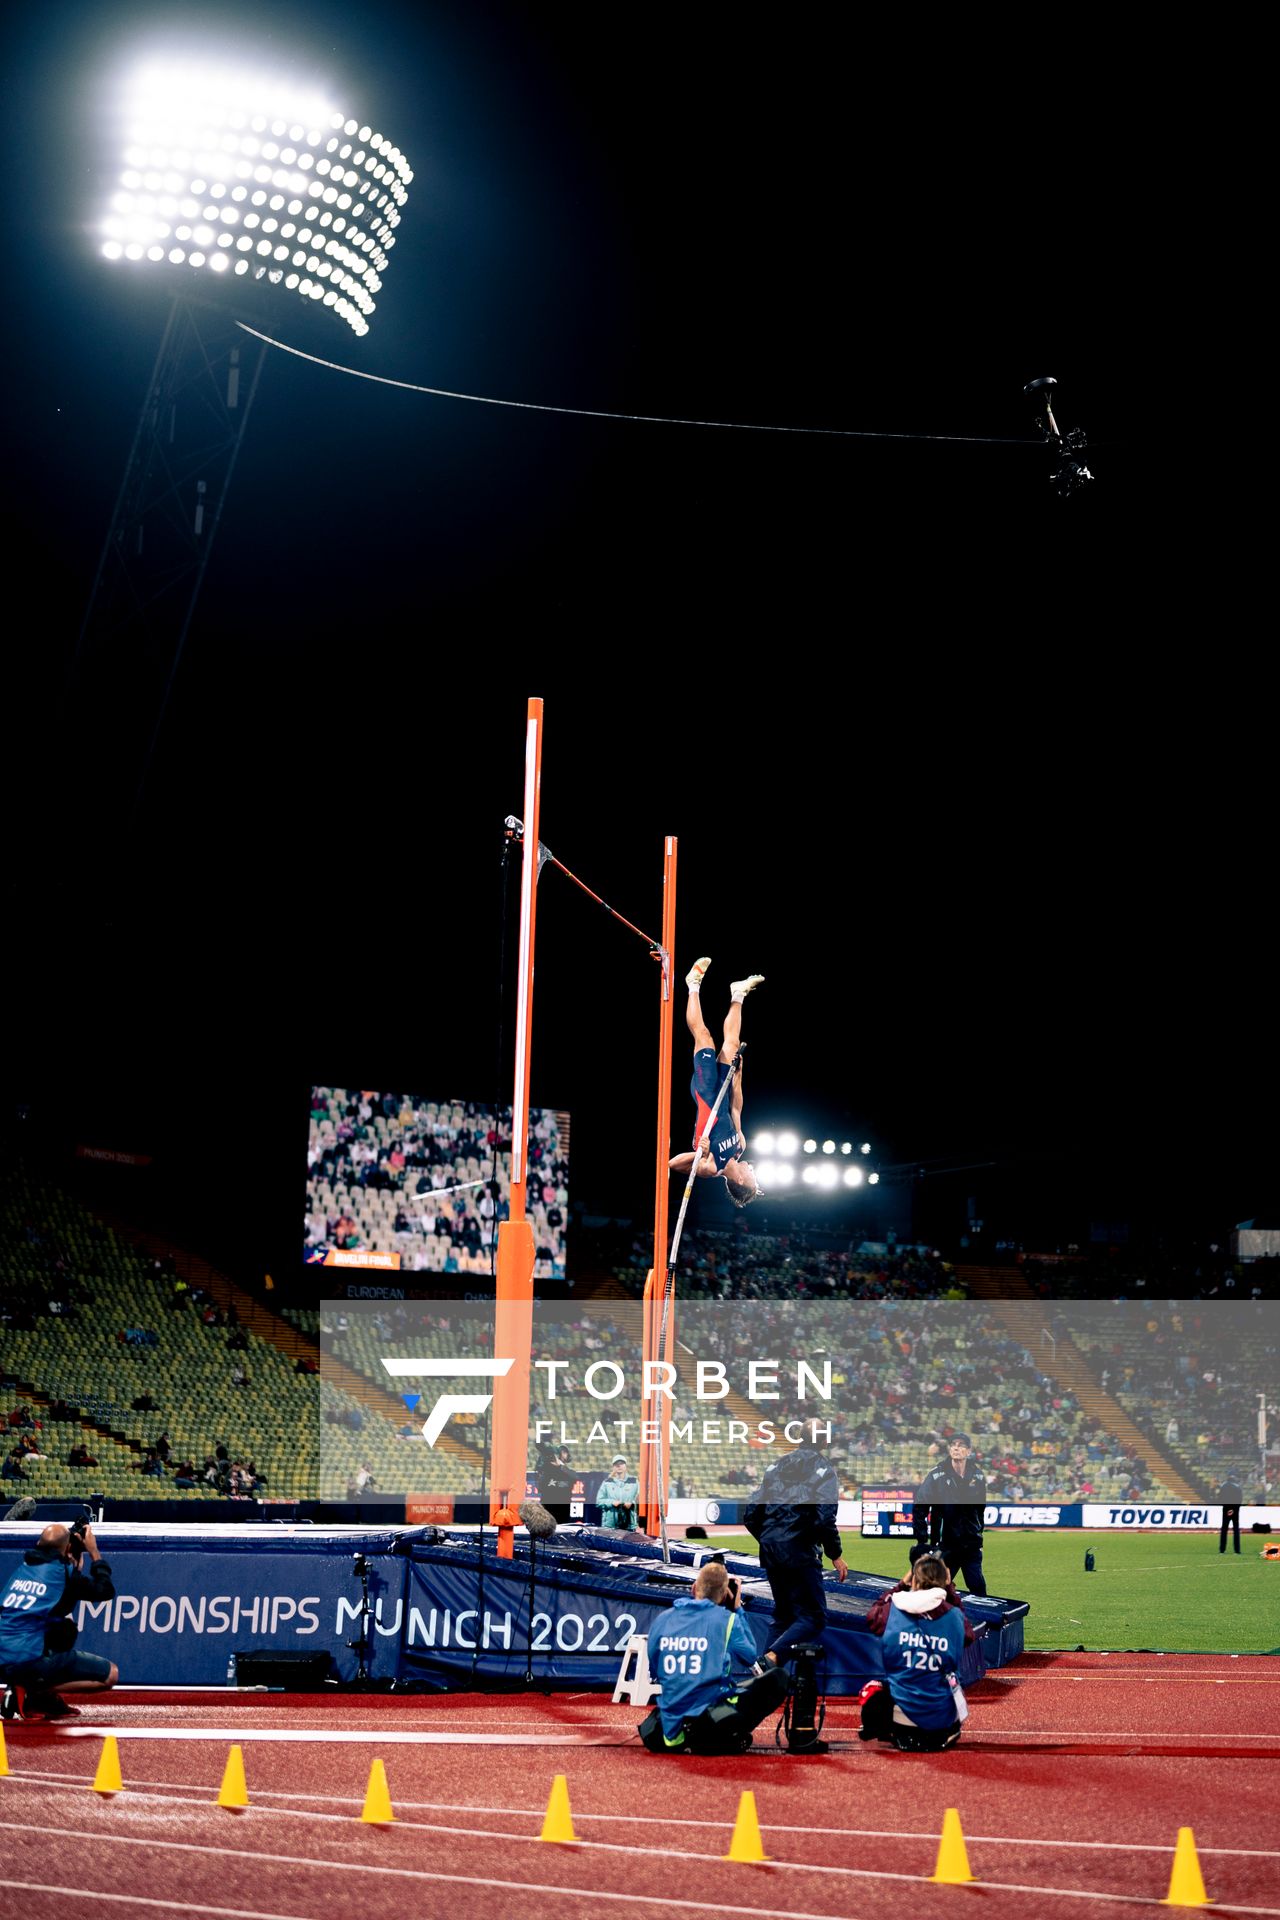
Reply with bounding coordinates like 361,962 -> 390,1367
718,999 -> 743,1065
685,956 -> 715,1051
720,972 -> 764,1065
687,993 -> 715,1052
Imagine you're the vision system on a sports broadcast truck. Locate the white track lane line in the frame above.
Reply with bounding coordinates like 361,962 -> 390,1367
0,1887 -> 321,1920
49,1724 -> 1280,1743
58,1726 -> 629,1744
7,1773 -> 1280,1860
8,1820 -> 1280,1918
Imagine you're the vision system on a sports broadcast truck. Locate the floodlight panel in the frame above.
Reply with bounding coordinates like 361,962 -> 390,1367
99,60 -> 414,336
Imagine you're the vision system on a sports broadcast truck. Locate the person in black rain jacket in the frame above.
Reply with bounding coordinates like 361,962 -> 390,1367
743,1438 -> 848,1664
911,1433 -> 988,1595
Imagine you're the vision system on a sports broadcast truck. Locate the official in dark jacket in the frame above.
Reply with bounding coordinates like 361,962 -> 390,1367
743,1440 -> 848,1664
538,1446 -> 579,1525
1217,1478 -> 1243,1554
911,1434 -> 988,1595
0,1522 -> 118,1721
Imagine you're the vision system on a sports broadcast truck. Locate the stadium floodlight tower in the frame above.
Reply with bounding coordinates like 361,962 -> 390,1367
75,56 -> 414,805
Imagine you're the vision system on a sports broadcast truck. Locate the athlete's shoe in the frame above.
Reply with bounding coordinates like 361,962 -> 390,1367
729,974 -> 765,998
685,956 -> 712,991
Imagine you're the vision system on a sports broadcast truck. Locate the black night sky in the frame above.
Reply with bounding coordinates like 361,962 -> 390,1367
4,4 -> 1266,1274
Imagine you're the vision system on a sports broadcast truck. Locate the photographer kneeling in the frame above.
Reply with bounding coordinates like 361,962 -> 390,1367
0,1520 -> 118,1722
858,1553 -> 966,1752
639,1562 -> 788,1755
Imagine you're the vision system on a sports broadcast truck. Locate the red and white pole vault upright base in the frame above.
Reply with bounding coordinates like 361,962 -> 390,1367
641,836 -> 677,1536
489,698 -> 543,1558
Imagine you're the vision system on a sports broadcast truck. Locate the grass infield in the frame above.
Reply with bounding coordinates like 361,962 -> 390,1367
703,1528 -> 1280,1653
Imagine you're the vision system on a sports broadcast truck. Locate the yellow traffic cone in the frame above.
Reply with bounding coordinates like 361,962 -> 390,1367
539,1774 -> 576,1844
217,1744 -> 249,1810
92,1736 -> 124,1796
1162,1827 -> 1211,1907
0,1719 -> 9,1777
724,1790 -> 769,1864
930,1808 -> 975,1884
361,1759 -> 395,1825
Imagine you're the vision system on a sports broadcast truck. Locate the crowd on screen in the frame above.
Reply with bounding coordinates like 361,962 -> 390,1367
304,1089 -> 568,1276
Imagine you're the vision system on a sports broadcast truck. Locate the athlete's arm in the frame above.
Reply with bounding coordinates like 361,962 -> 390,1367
669,1152 -> 718,1178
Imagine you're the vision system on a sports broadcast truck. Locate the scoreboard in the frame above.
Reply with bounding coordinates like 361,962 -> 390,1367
861,1487 -> 915,1538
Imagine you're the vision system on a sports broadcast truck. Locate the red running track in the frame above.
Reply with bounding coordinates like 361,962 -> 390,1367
1,1654 -> 1277,1920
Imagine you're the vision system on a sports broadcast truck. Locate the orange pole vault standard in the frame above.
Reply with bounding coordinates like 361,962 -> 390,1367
641,837 -> 678,1535
489,698 -> 543,1554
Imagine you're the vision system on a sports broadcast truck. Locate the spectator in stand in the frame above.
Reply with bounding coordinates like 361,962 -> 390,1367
132,1392 -> 158,1413
230,1364 -> 250,1389
155,1433 -> 171,1463
172,1458 -> 197,1488
67,1444 -> 99,1469
295,1354 -> 319,1374
2,1450 -> 31,1482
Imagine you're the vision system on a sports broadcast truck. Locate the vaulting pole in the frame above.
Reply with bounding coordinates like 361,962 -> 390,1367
489,698 -> 543,1554
641,837 -> 678,1535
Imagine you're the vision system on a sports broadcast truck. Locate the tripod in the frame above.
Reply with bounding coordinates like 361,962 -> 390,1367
345,1553 -> 375,1689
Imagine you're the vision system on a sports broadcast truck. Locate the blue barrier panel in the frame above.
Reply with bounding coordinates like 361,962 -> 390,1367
0,1529 -> 412,1686
398,1529 -> 1027,1693
0,1526 -> 1027,1693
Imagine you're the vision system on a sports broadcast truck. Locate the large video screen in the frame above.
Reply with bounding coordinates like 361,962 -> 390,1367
304,1087 -> 569,1278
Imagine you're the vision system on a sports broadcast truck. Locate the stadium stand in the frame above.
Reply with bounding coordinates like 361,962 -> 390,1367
1071,1302 -> 1278,1502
